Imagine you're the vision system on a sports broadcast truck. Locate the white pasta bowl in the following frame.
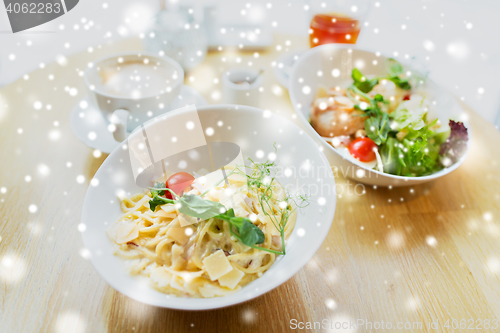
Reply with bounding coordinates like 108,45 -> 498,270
80,104 -> 336,310
289,44 -> 470,187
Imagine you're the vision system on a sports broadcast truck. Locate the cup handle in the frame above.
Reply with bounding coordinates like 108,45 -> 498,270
110,109 -> 129,142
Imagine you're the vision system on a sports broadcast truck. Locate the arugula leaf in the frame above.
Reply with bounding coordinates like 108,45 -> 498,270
388,76 -> 411,90
387,58 -> 404,76
149,192 -> 174,212
177,194 -> 225,219
351,68 -> 379,93
227,216 -> 266,246
386,58 -> 411,90
225,208 -> 235,218
236,218 -> 266,245
351,59 -> 411,96
216,208 -> 265,247
365,112 -> 391,145
148,181 -> 246,223
148,183 -> 175,212
151,182 -> 166,196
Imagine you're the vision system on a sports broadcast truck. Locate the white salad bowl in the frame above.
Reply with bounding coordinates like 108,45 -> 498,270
80,104 -> 336,310
289,44 -> 470,187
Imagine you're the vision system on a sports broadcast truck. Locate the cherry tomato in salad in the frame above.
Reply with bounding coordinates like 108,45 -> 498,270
165,172 -> 195,199
348,137 -> 378,162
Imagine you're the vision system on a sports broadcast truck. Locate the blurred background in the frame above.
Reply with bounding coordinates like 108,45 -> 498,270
1,0 -> 499,127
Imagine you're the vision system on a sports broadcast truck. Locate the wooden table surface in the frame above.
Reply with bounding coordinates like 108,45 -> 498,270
1,34 -> 499,333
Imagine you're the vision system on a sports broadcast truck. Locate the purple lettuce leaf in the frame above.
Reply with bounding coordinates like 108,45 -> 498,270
439,120 -> 468,165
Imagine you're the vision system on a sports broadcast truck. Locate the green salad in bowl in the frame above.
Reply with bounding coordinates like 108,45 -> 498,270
309,59 -> 468,177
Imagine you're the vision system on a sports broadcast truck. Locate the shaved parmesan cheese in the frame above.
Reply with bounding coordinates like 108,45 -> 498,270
150,267 -> 173,288
202,250 -> 233,281
197,285 -> 218,298
184,276 -> 204,295
166,227 -> 190,244
111,223 -> 140,244
190,179 -> 206,193
218,267 -> 245,289
234,207 -> 248,218
178,213 -> 198,227
200,169 -> 225,188
206,189 -> 219,202
166,218 -> 192,244
160,204 -> 177,214
218,192 -> 234,210
170,275 -> 185,291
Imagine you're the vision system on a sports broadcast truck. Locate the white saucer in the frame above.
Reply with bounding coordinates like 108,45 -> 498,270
272,49 -> 306,89
70,85 -> 207,154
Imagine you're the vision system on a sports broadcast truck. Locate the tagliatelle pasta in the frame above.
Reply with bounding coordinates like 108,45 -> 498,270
107,168 -> 297,298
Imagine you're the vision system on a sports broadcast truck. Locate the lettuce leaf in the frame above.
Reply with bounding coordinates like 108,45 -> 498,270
386,58 -> 411,90
390,96 -> 428,132
439,120 -> 468,165
380,119 -> 442,177
365,112 -> 391,145
351,68 -> 379,93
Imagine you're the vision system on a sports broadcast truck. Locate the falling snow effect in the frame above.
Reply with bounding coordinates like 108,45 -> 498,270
0,2 -> 498,331
55,311 -> 86,333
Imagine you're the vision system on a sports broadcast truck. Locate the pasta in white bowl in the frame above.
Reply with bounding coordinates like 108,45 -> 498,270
80,105 -> 336,309
108,165 -> 302,298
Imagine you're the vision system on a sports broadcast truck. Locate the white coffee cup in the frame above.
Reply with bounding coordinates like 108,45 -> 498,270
83,52 -> 184,142
221,68 -> 263,107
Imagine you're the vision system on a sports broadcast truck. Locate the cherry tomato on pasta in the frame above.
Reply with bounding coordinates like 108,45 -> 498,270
348,137 -> 377,162
165,172 -> 195,199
